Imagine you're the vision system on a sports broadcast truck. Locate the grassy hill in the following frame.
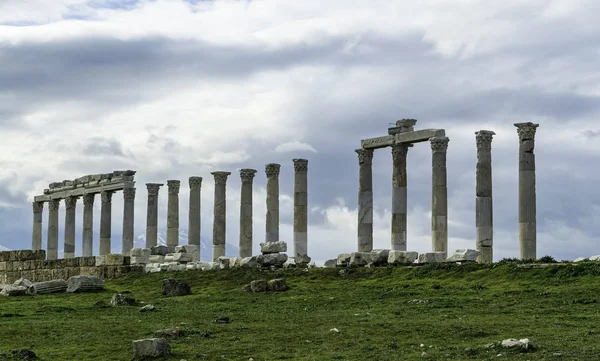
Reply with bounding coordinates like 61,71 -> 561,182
1,260 -> 600,360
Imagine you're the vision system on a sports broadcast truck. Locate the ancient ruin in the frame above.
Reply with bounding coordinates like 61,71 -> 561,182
515,122 -> 539,260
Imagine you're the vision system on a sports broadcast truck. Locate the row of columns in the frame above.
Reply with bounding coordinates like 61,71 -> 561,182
32,188 -> 136,260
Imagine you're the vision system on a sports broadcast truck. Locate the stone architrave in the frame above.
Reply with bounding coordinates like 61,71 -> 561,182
391,144 -> 411,251
515,122 -> 539,260
293,159 -> 309,260
47,199 -> 60,260
122,187 -> 136,256
475,130 -> 495,263
99,190 -> 114,255
82,194 -> 95,257
188,177 -> 202,248
145,183 -> 163,248
32,201 -> 44,251
239,169 -> 257,258
211,171 -> 231,261
355,149 -> 374,252
430,137 -> 449,253
265,163 -> 281,243
166,180 -> 181,247
64,195 -> 79,258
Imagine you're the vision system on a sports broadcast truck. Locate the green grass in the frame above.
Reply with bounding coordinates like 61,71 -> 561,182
2,261 -> 600,360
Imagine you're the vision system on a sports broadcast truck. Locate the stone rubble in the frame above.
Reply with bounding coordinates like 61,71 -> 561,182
446,249 -> 480,262
132,338 -> 171,359
66,275 -> 104,293
161,278 -> 191,297
27,279 -> 68,295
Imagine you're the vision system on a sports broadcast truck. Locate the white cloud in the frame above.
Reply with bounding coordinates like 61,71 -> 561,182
275,141 -> 317,153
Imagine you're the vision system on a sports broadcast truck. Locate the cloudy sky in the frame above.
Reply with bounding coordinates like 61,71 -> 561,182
1,0 -> 599,262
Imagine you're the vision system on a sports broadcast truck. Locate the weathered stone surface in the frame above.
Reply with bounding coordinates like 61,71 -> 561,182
150,245 -> 175,256
27,279 -> 68,295
324,259 -> 337,268
337,253 -> 352,267
370,249 -> 390,266
267,278 -> 288,292
131,256 -> 150,264
139,304 -> 155,312
283,258 -> 297,269
175,245 -> 199,262
294,254 -> 312,265
96,254 -> 129,266
211,171 -> 231,261
171,253 -> 192,263
229,257 -> 242,268
418,252 -> 446,264
217,256 -> 230,269
250,279 -> 267,292
132,338 -> 171,359
349,252 -> 372,267
446,249 -> 481,262
240,257 -> 259,268
66,275 -> 104,293
111,293 -> 137,306
260,241 -> 287,254
0,250 -> 46,262
501,338 -> 536,351
161,279 -> 191,296
149,255 -> 165,263
130,248 -> 151,257
0,285 -> 28,296
256,253 -> 288,267
13,278 -> 33,288
388,251 -> 418,265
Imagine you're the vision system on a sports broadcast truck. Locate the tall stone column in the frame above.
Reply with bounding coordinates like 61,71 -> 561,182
475,130 -> 495,263
265,163 -> 281,243
122,187 -> 136,256
515,122 -> 539,260
32,201 -> 44,251
99,190 -> 114,255
239,169 -> 256,258
188,177 -> 202,247
64,195 -> 79,258
293,159 -> 309,261
82,194 -> 95,257
391,144 -> 411,251
211,171 -> 231,261
430,137 -> 449,253
166,180 -> 181,247
145,183 -> 163,248
47,199 -> 60,260
355,149 -> 374,252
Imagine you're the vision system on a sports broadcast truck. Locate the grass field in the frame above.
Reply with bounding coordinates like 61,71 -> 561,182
1,260 -> 600,360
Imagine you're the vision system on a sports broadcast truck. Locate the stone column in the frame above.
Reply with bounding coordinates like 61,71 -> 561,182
64,195 -> 79,258
32,201 -> 43,251
47,199 -> 60,260
211,171 -> 231,261
430,137 -> 449,253
293,159 -> 309,261
188,177 -> 202,247
355,149 -> 374,252
166,180 -> 181,247
475,130 -> 495,263
122,187 -> 136,256
515,122 -> 539,260
265,163 -> 281,243
145,183 -> 163,248
82,194 -> 95,257
239,169 -> 257,258
99,190 -> 114,255
391,144 -> 411,251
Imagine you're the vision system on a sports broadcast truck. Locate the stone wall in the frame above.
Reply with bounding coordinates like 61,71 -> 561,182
0,250 -> 143,285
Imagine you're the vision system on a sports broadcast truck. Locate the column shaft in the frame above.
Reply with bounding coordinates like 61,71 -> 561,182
430,137 -> 449,253
145,183 -> 163,248
356,149 -> 374,252
265,164 -> 281,243
122,187 -> 136,256
47,199 -> 60,260
515,122 -> 539,260
82,194 -> 95,257
32,202 -> 44,251
166,180 -> 180,247
391,144 -> 411,251
64,196 -> 79,258
188,177 -> 203,247
293,159 -> 309,259
211,171 -> 231,260
239,169 -> 256,258
99,191 -> 113,255
475,130 -> 495,263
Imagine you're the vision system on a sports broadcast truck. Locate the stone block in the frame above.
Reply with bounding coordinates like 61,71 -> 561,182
149,255 -> 165,263
446,249 -> 480,262
0,262 -> 7,271
0,285 -> 29,296
131,256 -> 150,265
256,253 -> 288,267
96,254 -> 128,266
418,252 -> 447,264
175,245 -> 199,261
260,241 -> 287,254
130,248 -> 151,257
250,279 -> 268,292
229,257 -> 242,268
370,249 -> 390,266
349,252 -> 372,267
150,245 -> 175,256
388,251 -> 418,265
0,250 -> 46,262
164,254 -> 175,262
28,279 -> 68,294
336,253 -> 352,267
67,275 -> 104,293
295,254 -> 312,265
324,259 -> 337,268
161,279 -> 191,296
240,257 -> 258,268
172,253 -> 192,263
217,256 -> 230,269
267,278 -> 288,292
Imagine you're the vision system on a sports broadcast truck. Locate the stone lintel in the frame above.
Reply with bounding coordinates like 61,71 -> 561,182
34,181 -> 135,202
395,129 -> 446,144
361,135 -> 395,149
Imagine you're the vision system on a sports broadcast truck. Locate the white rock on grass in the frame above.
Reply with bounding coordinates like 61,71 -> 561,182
388,251 -> 418,265
418,252 -> 446,264
370,249 -> 390,266
349,252 -> 371,267
336,253 -> 352,267
240,257 -> 259,268
501,338 -> 536,351
446,249 -> 480,262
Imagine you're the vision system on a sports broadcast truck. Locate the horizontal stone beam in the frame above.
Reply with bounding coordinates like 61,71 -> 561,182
34,181 -> 135,202
394,129 -> 445,144
361,135 -> 395,149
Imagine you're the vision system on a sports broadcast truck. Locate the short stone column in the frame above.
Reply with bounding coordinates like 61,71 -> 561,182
293,159 -> 310,262
355,149 -> 374,252
211,171 -> 231,261
430,137 -> 449,253
145,183 -> 163,248
188,177 -> 203,247
239,169 -> 257,258
82,194 -> 95,257
166,180 -> 181,247
32,201 -> 43,251
515,122 -> 539,260
64,195 -> 79,258
391,144 -> 411,251
47,199 -> 60,260
122,187 -> 136,256
99,190 -> 114,255
265,163 -> 281,243
475,130 -> 495,263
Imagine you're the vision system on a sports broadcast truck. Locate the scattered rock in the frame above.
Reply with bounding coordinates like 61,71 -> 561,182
27,280 -> 68,295
242,285 -> 251,292
10,348 -> 37,360
260,241 -> 287,254
66,275 -> 104,293
324,259 -> 337,268
139,304 -> 155,312
330,328 -> 340,333
256,253 -> 288,267
388,251 -> 418,265
267,278 -> 288,292
250,280 -> 268,293
154,328 -> 186,338
0,285 -> 29,297
12,278 -> 33,288
150,245 -> 175,256
240,257 -> 259,268
370,249 -> 390,266
132,338 -> 171,359
446,249 -> 480,262
418,252 -> 446,264
161,279 -> 191,297
217,256 -> 230,269
349,252 -> 371,267
501,338 -> 536,351
336,253 -> 352,267
215,316 -> 230,324
111,293 -> 137,306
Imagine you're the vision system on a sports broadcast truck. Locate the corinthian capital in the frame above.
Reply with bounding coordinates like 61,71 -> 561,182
64,196 -> 79,210
100,190 -> 114,204
32,201 -> 44,213
293,159 -> 308,173
83,193 -> 95,206
48,199 -> 60,211
514,122 -> 539,140
146,183 -> 163,196
355,148 -> 374,165
167,180 -> 181,194
475,130 -> 495,151
211,171 -> 231,186
391,144 -> 412,162
123,187 -> 136,201
240,169 -> 257,183
430,137 -> 450,153
265,163 -> 281,178
189,176 -> 203,189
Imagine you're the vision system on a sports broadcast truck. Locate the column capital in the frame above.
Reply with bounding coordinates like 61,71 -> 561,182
355,148 -> 374,165
48,199 -> 60,211
430,137 -> 450,153
123,187 -> 136,201
391,143 -> 412,160
211,171 -> 231,185
100,190 -> 114,204
83,193 -> 95,206
240,169 -> 257,183
293,159 -> 308,173
167,180 -> 181,194
514,122 -> 539,140
32,201 -> 44,213
64,195 -> 80,209
146,183 -> 163,196
475,130 -> 495,151
265,163 -> 281,178
189,176 -> 203,189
